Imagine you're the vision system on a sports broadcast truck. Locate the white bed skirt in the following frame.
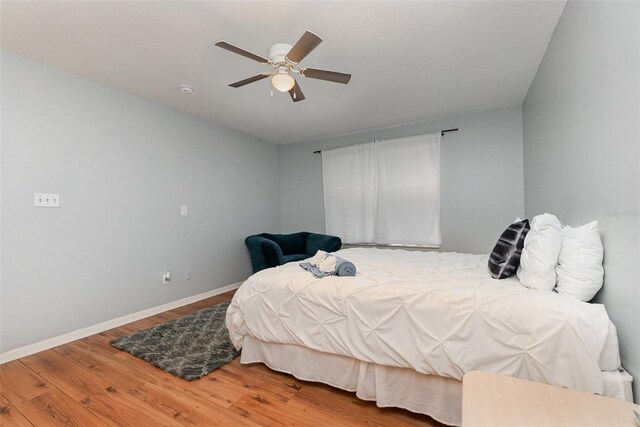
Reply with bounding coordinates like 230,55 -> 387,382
240,336 -> 634,427
242,336 -> 462,426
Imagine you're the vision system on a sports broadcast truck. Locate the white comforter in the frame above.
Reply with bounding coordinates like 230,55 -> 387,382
226,248 -> 620,394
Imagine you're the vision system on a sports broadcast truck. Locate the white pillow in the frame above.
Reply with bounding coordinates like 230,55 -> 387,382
517,213 -> 562,290
556,221 -> 604,301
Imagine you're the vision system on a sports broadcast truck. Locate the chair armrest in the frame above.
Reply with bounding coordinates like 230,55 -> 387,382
245,236 -> 285,273
306,233 -> 342,255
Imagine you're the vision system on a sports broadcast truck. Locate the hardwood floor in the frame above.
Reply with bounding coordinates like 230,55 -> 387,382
0,290 -> 442,426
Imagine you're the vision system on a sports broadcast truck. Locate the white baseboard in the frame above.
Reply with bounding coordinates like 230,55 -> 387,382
0,282 -> 242,365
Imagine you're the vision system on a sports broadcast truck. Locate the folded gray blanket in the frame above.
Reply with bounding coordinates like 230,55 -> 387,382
300,255 -> 357,278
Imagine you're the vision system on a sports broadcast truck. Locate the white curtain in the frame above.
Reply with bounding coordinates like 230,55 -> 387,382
322,142 -> 376,244
322,132 -> 441,247
375,133 -> 441,246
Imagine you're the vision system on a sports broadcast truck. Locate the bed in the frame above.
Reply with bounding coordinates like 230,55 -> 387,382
226,248 -> 632,426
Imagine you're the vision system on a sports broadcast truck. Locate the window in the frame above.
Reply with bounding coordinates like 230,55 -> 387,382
322,132 -> 441,247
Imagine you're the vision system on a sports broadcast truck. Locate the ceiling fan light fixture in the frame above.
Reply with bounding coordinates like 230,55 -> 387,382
272,72 -> 295,92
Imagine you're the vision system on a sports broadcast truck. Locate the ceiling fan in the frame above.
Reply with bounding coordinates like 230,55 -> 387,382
215,31 -> 351,102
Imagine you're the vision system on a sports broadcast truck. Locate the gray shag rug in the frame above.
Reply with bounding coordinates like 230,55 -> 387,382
110,301 -> 240,381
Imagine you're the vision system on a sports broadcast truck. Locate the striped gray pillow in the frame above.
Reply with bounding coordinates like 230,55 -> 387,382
488,219 -> 530,279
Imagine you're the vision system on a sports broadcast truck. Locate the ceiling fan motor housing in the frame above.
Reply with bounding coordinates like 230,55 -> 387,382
269,43 -> 293,64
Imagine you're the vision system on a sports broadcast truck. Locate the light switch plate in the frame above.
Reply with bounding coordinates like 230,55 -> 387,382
34,193 -> 60,207
180,205 -> 188,216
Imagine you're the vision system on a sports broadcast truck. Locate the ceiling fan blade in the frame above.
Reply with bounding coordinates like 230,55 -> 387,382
286,31 -> 323,63
229,74 -> 269,88
288,79 -> 306,102
215,41 -> 270,64
301,68 -> 351,84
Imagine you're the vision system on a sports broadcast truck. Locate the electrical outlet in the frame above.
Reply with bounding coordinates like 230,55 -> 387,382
162,271 -> 171,285
180,205 -> 188,216
185,269 -> 191,280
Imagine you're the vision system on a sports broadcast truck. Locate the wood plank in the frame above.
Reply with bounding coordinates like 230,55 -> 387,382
79,327 -> 135,355
230,391 -> 322,427
0,393 -> 33,427
113,350 -> 249,408
284,394 -> 375,427
20,350 -> 112,401
127,380 -> 258,426
294,380 -> 437,426
0,361 -> 49,405
52,341 -> 156,391
161,373 -> 249,409
79,386 -> 183,426
211,360 -> 302,402
15,390 -> 107,427
362,403 -> 439,426
229,379 -> 414,427
0,404 -> 33,427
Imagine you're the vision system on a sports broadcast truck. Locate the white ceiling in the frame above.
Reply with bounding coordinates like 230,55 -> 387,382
1,1 -> 565,144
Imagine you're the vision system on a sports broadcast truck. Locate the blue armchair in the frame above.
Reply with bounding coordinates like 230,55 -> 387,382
245,232 -> 342,273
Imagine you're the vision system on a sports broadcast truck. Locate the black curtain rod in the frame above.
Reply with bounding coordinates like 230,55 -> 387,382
313,128 -> 458,154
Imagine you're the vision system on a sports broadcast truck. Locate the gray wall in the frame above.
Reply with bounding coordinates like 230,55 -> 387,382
280,106 -> 525,254
0,51 -> 280,352
522,1 -> 639,400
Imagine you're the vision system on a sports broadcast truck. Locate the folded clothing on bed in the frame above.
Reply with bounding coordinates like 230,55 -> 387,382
306,250 -> 328,266
299,262 -> 331,278
300,253 -> 356,278
318,254 -> 337,272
